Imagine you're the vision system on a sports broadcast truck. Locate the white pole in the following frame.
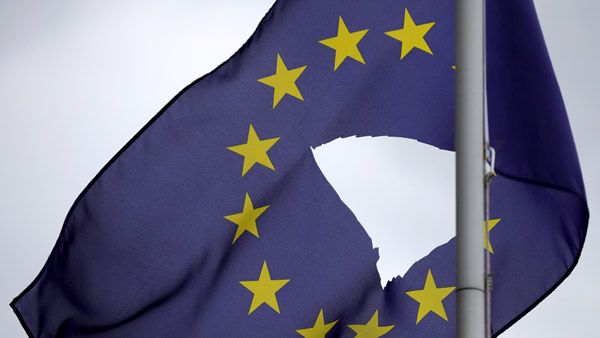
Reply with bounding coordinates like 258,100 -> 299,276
455,0 -> 485,337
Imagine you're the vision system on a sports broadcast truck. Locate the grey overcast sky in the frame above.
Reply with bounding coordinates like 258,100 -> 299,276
1,1 -> 598,337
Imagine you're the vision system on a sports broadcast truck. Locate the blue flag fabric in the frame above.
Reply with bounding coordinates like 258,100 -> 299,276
12,0 -> 587,337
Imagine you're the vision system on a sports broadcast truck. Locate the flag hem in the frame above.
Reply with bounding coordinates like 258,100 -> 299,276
491,169 -> 589,337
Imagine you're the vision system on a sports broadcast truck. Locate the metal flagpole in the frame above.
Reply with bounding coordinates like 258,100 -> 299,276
455,0 -> 486,336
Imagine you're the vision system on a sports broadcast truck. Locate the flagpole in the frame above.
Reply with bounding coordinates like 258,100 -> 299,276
455,0 -> 485,336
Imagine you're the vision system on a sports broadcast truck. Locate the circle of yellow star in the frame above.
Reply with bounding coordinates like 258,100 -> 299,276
223,192 -> 269,244
319,16 -> 369,71
405,269 -> 455,324
296,309 -> 338,338
385,8 -> 436,59
347,310 -> 394,338
257,53 -> 307,108
227,124 -> 280,176
239,261 -> 290,315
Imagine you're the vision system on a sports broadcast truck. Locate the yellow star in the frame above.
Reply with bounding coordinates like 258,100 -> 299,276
296,309 -> 338,338
223,193 -> 269,244
227,124 -> 280,176
385,8 -> 436,59
406,269 -> 455,324
319,16 -> 369,71
484,218 -> 501,254
240,261 -> 290,315
257,54 -> 307,108
347,310 -> 394,338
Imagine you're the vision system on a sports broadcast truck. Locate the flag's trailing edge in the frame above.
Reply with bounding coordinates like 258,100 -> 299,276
11,0 -> 587,337
485,0 -> 588,335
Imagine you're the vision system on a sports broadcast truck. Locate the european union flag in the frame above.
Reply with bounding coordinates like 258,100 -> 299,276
11,0 -> 588,337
